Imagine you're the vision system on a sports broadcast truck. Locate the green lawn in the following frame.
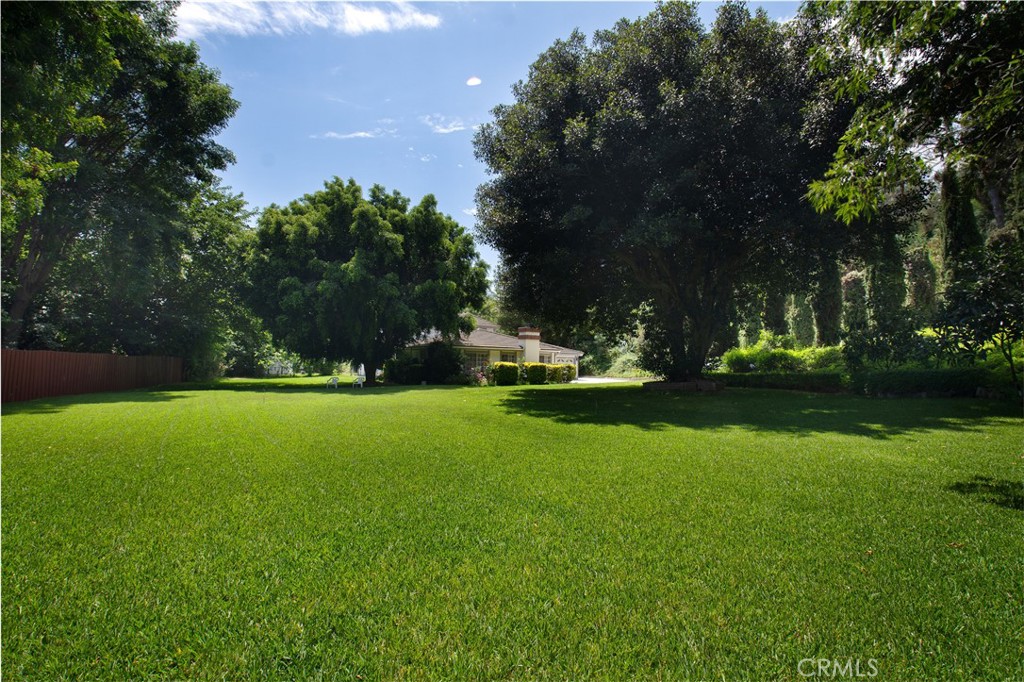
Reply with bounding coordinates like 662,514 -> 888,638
2,381 -> 1021,680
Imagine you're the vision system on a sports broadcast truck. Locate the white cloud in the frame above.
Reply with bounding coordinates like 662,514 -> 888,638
175,1 -> 441,41
312,127 -> 395,140
420,154 -> 437,163
420,114 -> 468,135
466,76 -> 482,87
462,208 -> 477,217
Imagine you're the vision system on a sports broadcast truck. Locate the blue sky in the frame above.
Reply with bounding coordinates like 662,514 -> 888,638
175,1 -> 801,271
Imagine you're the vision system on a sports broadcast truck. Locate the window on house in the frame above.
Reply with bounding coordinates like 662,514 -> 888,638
501,352 -> 517,363
466,351 -> 489,369
540,353 -> 552,363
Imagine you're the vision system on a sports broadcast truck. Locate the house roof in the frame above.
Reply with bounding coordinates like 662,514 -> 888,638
409,318 -> 583,357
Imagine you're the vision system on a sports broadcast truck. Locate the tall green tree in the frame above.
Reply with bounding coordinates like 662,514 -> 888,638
31,182 -> 255,378
248,179 -> 488,385
807,1 -> 1024,223
475,3 -> 842,380
1,1 -> 238,346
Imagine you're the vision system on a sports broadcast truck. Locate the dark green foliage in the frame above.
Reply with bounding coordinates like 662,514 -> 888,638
384,356 -> 425,385
842,321 -> 937,371
934,235 -> 1024,394
940,165 -> 985,286
787,294 -> 816,347
249,179 -> 488,385
420,342 -> 467,385
866,232 -> 907,327
715,372 -> 846,393
841,270 -> 869,333
762,289 -> 789,337
904,245 -> 938,321
853,368 -> 990,397
475,3 -> 847,381
808,1 -> 1024,223
524,363 -> 549,385
810,258 -> 843,346
1,2 -> 239,346
491,362 -> 520,386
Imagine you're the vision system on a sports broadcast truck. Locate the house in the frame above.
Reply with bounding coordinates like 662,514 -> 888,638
407,316 -> 584,371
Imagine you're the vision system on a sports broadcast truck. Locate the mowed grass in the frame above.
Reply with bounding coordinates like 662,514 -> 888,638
2,381 -> 1022,680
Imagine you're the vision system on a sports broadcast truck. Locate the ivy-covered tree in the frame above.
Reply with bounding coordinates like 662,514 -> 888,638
475,3 -> 847,380
248,179 -> 488,385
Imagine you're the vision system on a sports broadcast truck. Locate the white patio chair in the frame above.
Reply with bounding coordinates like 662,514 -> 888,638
353,375 -> 365,388
326,376 -> 339,388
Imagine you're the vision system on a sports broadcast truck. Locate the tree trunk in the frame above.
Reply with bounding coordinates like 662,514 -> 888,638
363,360 -> 380,386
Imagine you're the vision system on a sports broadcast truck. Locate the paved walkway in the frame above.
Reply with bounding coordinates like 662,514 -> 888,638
573,376 -> 644,384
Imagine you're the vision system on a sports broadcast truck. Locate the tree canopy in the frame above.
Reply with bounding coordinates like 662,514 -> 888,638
248,178 -> 488,385
806,0 -> 1024,224
1,1 -> 239,347
474,2 -> 839,380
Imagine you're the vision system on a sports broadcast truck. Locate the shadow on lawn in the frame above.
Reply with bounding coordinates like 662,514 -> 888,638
948,476 -> 1024,511
498,384 -> 1016,439
1,379 -> 455,415
1,386 -> 185,416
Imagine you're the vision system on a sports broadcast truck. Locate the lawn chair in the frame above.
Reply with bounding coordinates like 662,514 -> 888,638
326,376 -> 339,388
353,375 -> 365,388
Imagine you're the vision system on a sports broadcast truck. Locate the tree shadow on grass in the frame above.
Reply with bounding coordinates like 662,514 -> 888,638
2,379 -> 457,415
1,386 -> 185,416
947,476 -> 1024,511
497,384 -> 1018,439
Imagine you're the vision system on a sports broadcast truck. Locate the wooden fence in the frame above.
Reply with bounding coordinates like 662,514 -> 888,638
1,350 -> 183,403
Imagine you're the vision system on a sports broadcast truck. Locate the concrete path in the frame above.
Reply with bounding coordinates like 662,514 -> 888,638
573,376 -> 644,384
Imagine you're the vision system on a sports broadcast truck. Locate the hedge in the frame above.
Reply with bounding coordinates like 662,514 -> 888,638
714,372 -> 846,393
491,362 -> 520,386
524,362 -> 549,385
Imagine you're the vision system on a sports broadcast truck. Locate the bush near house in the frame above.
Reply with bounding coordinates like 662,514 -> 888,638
560,364 -> 577,382
491,362 -> 520,386
524,362 -> 549,385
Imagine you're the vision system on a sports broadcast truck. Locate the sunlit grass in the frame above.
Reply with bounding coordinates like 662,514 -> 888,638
2,382 -> 1021,679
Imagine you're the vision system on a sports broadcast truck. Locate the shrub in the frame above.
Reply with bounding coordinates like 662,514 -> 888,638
715,372 -> 846,392
524,362 -> 548,385
491,362 -> 520,386
421,342 -> 466,384
799,346 -> 845,371
561,364 -> 577,382
384,355 -> 424,384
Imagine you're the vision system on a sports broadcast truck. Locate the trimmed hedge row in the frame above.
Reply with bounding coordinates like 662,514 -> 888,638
492,361 -> 577,386
491,362 -> 520,386
714,372 -> 846,393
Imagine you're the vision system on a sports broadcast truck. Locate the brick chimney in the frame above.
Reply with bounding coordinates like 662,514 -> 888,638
518,326 -> 541,363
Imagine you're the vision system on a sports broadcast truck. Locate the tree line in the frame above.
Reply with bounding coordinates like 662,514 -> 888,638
3,1 -> 1020,390
474,1 -> 1022,389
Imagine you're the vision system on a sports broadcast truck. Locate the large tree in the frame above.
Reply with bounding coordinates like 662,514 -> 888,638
475,3 -> 840,380
248,178 -> 488,385
1,1 -> 238,346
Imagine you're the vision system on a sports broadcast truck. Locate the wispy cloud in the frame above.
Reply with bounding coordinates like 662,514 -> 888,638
420,114 -> 468,135
312,127 -> 395,140
175,1 -> 442,41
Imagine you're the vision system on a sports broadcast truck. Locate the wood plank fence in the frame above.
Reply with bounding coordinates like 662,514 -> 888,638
1,350 -> 183,403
